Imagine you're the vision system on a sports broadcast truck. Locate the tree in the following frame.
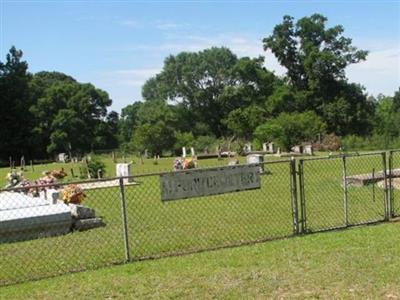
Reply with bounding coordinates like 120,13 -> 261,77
119,102 -> 143,144
30,72 -> 114,155
223,105 -> 266,139
0,46 -> 34,160
141,48 -> 278,137
374,94 -> 400,148
174,131 -> 195,154
254,111 -> 326,151
392,88 -> 400,112
131,122 -> 176,156
263,14 -> 373,136
263,14 -> 368,90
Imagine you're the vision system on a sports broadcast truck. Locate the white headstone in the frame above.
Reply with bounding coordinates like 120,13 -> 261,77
182,147 -> 187,158
116,163 -> 133,182
304,144 -> 313,155
190,147 -> 195,157
262,143 -> 268,152
58,153 -> 67,163
246,154 -> 264,173
268,142 -> 275,153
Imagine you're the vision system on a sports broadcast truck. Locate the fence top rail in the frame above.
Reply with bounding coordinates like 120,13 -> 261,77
132,159 -> 292,179
389,149 -> 400,154
298,151 -> 385,163
0,176 -> 128,193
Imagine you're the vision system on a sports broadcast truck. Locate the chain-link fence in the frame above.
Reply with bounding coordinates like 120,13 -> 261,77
0,153 -> 398,286
389,150 -> 400,217
299,153 -> 387,233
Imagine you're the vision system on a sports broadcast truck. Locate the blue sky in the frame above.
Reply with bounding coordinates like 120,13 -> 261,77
1,0 -> 399,113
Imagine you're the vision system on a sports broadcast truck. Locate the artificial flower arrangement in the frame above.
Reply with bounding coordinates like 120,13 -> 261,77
5,170 -> 24,187
50,168 -> 67,179
61,184 -> 85,204
173,157 -> 197,171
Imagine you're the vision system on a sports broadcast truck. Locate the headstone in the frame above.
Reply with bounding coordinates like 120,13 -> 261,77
39,188 -> 59,204
246,154 -> 264,173
268,142 -> 275,153
190,147 -> 195,157
243,143 -> 252,153
20,156 -> 25,170
116,163 -> 133,182
262,143 -> 268,152
292,145 -> 303,154
182,147 -> 187,158
304,144 -> 314,155
58,153 -> 67,163
144,149 -> 149,159
30,160 -> 34,172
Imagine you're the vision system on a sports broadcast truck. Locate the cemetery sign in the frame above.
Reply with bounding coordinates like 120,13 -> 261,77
160,164 -> 261,201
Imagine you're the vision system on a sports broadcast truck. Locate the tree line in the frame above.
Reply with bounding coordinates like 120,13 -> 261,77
1,14 -> 399,162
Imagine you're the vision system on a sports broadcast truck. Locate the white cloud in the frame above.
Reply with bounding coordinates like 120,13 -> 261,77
347,46 -> 400,96
155,21 -> 180,30
118,20 -> 140,28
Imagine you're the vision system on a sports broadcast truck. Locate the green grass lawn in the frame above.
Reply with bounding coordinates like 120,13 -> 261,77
1,222 -> 400,299
1,151 -> 400,287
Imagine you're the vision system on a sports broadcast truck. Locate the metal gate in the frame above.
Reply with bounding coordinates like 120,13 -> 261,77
298,153 -> 388,233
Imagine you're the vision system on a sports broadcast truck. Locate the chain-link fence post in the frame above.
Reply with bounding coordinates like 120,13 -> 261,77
119,177 -> 131,262
342,155 -> 349,226
298,159 -> 307,234
388,151 -> 394,218
381,152 -> 389,221
289,158 -> 299,235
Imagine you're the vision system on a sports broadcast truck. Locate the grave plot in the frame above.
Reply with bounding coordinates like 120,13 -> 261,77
0,187 -> 105,243
0,192 -> 72,243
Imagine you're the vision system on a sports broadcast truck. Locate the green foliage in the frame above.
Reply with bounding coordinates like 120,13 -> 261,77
223,105 -> 266,139
81,156 -> 106,179
141,48 -> 277,138
263,14 -> 368,90
119,102 -> 143,144
193,135 -> 217,153
0,47 -> 118,161
0,46 -> 34,159
174,132 -> 195,153
132,122 -> 176,156
263,15 -> 374,135
254,111 -> 326,151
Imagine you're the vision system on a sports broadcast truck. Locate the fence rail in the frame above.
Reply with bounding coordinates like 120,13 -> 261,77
1,152 -> 399,286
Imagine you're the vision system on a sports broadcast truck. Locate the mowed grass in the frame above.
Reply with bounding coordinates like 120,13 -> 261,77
1,152 -> 400,286
1,222 -> 400,299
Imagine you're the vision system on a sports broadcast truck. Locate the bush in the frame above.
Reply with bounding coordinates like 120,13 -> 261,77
81,156 -> 106,179
193,135 -> 217,153
254,111 -> 326,151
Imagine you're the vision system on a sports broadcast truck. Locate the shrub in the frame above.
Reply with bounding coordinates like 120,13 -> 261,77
81,156 -> 106,179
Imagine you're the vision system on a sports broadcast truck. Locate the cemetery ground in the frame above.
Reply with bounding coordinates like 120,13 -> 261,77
1,222 -> 400,299
1,151 -> 398,290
